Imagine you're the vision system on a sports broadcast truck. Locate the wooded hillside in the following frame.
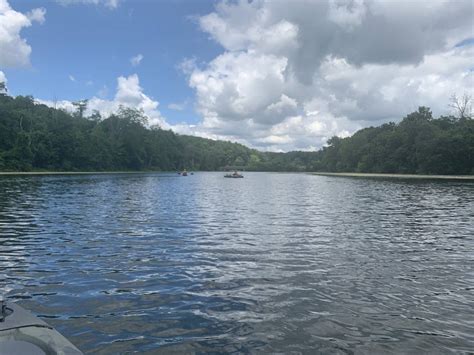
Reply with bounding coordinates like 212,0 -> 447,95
0,90 -> 472,174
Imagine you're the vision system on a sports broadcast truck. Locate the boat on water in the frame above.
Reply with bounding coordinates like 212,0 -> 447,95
224,171 -> 244,178
0,300 -> 82,354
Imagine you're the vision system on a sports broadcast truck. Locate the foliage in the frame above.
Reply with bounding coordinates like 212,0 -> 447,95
0,91 -> 472,174
0,94 -> 261,171
317,107 -> 473,174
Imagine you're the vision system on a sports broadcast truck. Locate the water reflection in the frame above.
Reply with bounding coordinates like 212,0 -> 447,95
0,173 -> 473,353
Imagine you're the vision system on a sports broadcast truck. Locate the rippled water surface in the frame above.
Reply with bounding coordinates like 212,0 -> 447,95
1,172 -> 473,354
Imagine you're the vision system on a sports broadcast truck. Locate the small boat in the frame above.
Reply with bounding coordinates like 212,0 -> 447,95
0,300 -> 82,354
181,169 -> 188,176
224,171 -> 244,178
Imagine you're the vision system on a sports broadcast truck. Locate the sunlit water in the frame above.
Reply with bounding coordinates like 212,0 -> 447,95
0,172 -> 473,354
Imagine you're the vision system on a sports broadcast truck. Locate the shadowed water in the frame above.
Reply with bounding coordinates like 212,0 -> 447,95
0,172 -> 473,354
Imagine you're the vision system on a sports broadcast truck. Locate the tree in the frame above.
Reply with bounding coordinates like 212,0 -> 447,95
403,106 -> 433,123
449,93 -> 472,121
0,89 -> 472,174
72,99 -> 88,118
89,110 -> 102,121
0,81 -> 7,95
116,106 -> 148,126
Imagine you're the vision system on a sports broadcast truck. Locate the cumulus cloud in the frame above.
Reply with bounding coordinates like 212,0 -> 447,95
56,0 -> 119,9
88,74 -> 167,127
168,102 -> 186,111
328,0 -> 367,29
26,8 -> 46,24
178,57 -> 198,75
37,99 -> 76,112
183,0 -> 474,151
189,51 -> 290,122
130,54 -> 143,67
0,0 -> 46,67
39,74 -> 167,128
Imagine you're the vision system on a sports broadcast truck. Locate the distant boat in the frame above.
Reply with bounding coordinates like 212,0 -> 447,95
224,171 -> 244,178
181,170 -> 188,176
0,301 -> 82,354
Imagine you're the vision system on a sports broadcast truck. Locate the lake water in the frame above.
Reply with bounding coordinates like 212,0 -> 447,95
1,172 -> 473,354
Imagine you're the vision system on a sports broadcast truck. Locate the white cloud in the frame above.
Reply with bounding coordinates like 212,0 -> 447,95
39,74 -> 167,128
36,99 -> 76,112
189,51 -> 289,123
178,57 -> 197,75
130,54 -> 143,67
56,0 -> 119,9
328,0 -> 367,29
69,74 -> 76,82
181,0 -> 474,151
26,8 -> 46,24
0,0 -> 46,67
168,102 -> 186,111
261,94 -> 298,125
88,74 -> 166,127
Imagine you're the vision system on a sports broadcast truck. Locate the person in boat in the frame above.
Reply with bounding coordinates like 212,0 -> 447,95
233,170 -> 239,176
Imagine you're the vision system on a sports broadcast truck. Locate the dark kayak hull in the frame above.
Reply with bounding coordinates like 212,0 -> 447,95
224,175 -> 244,178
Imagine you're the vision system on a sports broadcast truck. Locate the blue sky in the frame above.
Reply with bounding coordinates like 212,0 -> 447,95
1,0 -> 472,151
5,0 -> 221,125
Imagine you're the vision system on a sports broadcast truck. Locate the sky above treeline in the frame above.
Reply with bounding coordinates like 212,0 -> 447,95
1,0 -> 473,152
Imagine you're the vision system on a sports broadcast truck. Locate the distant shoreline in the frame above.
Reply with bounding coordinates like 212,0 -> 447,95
1,171 -> 473,180
312,172 -> 474,180
0,171 -> 158,176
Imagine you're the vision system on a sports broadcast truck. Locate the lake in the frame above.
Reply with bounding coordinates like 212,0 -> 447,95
0,172 -> 473,354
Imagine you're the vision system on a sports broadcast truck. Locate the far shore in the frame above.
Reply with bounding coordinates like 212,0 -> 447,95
0,171 -> 159,176
1,171 -> 473,180
312,172 -> 474,180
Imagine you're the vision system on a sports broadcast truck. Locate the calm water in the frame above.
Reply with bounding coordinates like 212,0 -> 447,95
0,172 -> 473,354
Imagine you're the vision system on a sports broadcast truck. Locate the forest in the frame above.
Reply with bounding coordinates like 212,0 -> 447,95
0,88 -> 472,174
316,106 -> 473,175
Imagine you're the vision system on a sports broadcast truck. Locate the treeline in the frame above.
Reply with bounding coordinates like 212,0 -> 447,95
317,107 -> 473,175
0,94 -> 259,171
0,91 -> 472,174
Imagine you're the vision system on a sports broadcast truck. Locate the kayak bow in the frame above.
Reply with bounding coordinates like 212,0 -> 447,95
0,301 -> 82,355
